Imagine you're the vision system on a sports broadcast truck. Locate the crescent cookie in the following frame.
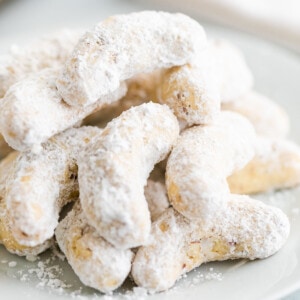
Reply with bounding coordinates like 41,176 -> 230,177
222,91 -> 290,138
55,201 -> 133,293
228,137 -> 300,194
56,11 -> 207,107
166,111 -> 256,223
132,198 -> 290,292
0,152 -> 52,256
0,29 -> 83,98
0,68 -> 126,152
4,126 -> 102,247
78,102 -> 179,249
157,48 -> 220,126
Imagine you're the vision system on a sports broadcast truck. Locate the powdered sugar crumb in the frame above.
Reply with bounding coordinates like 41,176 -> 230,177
8,261 -> 17,267
1,248 -> 229,300
4,252 -> 76,296
28,260 -> 72,291
191,271 -> 223,284
187,266 -> 223,283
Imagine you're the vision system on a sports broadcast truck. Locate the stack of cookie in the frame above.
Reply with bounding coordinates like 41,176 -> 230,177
0,11 -> 299,294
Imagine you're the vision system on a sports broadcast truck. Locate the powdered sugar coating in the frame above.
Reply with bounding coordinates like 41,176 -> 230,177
78,103 -> 179,249
0,29 -> 83,98
132,197 -> 290,292
4,126 -> 102,247
57,11 -> 207,107
0,68 -> 126,152
55,202 -> 133,293
157,48 -> 220,125
166,111 -> 256,222
222,91 -> 290,138
211,39 -> 253,102
0,152 -> 52,256
228,137 -> 300,194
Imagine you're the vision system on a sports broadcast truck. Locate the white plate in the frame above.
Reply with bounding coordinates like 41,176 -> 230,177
1,1 -> 300,299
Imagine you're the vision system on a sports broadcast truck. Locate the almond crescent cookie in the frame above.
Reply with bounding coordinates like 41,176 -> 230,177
4,126 -> 102,247
166,111 -> 256,223
56,11 -> 207,107
78,102 -> 179,249
0,29 -> 83,98
55,201 -> 133,293
156,38 -> 253,127
132,197 -> 290,292
0,68 -> 126,152
0,152 -> 52,256
157,48 -> 220,126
